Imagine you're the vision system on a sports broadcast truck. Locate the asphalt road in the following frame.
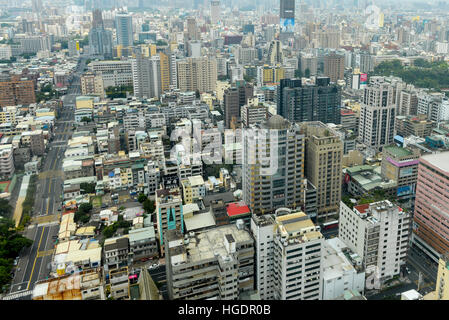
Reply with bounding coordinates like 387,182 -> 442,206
4,56 -> 87,300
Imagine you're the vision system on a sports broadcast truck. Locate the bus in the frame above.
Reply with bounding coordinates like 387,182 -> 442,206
321,220 -> 339,230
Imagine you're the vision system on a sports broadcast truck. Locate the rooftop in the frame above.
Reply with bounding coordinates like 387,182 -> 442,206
420,152 -> 449,175
383,145 -> 413,158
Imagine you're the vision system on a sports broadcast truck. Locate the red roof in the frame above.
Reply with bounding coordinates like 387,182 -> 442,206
226,202 -> 251,217
341,109 -> 355,115
354,204 -> 370,214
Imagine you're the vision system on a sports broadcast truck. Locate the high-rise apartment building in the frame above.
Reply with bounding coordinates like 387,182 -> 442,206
115,12 -> 133,47
165,223 -> 254,300
242,116 -> 305,215
186,17 -> 199,41
324,53 -> 344,83
417,92 -> 449,123
268,40 -> 283,65
301,122 -> 343,218
358,77 -> 396,151
132,52 -> 162,99
176,57 -> 217,93
223,82 -> 254,128
277,77 -> 341,125
413,152 -> 449,262
81,72 -> 105,98
339,200 -> 411,286
398,85 -> 418,116
0,79 -> 35,107
251,209 -> 323,300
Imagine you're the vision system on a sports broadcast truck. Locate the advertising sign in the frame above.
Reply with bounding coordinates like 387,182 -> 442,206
280,18 -> 295,33
397,185 -> 411,197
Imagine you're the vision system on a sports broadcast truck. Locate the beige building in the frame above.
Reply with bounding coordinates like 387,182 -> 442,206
424,254 -> 449,300
81,72 -> 105,98
177,57 -> 217,93
32,268 -> 105,300
324,53 -> 344,83
301,122 -> 343,218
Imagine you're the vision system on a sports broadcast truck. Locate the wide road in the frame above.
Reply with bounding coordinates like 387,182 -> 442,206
4,56 -> 86,300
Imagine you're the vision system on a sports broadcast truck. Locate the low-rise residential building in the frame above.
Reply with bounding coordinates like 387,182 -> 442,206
103,237 -> 130,270
128,227 -> 158,262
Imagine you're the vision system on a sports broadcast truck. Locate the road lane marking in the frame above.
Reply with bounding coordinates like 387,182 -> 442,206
2,290 -> 32,300
26,227 -> 45,290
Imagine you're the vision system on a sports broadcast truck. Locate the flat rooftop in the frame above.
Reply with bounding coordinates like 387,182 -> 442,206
384,145 -> 413,158
421,152 -> 449,175
185,224 -> 252,263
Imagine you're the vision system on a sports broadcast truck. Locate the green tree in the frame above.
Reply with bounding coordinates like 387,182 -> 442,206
143,199 -> 155,214
138,193 -> 148,203
81,116 -> 91,123
0,218 -> 33,292
304,68 -> 310,78
80,182 -> 96,194
294,69 -> 303,78
0,199 -> 12,217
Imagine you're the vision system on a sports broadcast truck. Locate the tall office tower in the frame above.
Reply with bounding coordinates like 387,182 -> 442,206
115,12 -> 133,47
251,209 -> 324,300
132,52 -> 162,99
413,152 -> 449,262
280,0 -> 295,42
224,82 -> 254,128
324,53 -> 344,83
186,17 -> 199,40
88,26 -> 113,58
339,200 -> 411,286
176,57 -> 217,93
242,116 -> 305,215
277,77 -> 341,124
165,223 -> 254,300
155,188 -> 184,248
267,40 -> 283,65
210,0 -> 221,23
358,77 -> 396,151
301,122 -> 343,218
32,0 -> 43,13
300,53 -> 318,76
92,9 -> 104,28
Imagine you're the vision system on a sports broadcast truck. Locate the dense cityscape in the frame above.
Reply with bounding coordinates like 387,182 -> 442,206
0,0 -> 447,303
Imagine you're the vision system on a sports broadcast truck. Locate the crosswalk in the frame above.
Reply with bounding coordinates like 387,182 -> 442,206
2,290 -> 32,300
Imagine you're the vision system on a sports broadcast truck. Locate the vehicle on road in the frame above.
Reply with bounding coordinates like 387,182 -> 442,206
321,220 -> 339,230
